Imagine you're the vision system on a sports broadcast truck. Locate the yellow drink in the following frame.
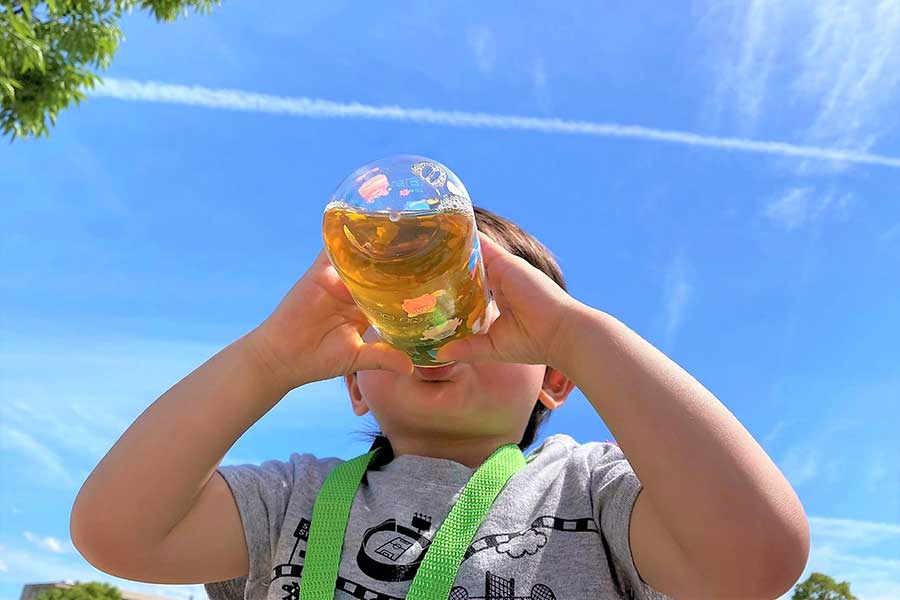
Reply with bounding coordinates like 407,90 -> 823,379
322,203 -> 489,367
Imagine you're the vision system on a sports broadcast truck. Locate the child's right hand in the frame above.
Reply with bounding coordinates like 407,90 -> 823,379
246,248 -> 415,391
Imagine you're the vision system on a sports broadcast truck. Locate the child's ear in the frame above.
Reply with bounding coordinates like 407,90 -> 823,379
538,367 -> 575,410
345,372 -> 370,416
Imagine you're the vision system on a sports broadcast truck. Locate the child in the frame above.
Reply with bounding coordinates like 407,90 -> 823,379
70,206 -> 810,600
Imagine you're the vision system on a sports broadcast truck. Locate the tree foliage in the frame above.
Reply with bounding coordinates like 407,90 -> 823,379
791,572 -> 858,600
1,0 -> 219,140
34,582 -> 123,600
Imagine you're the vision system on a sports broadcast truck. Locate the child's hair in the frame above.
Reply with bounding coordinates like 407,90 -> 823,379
354,204 -> 568,454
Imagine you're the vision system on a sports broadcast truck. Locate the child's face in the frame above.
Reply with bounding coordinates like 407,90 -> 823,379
344,326 -> 574,446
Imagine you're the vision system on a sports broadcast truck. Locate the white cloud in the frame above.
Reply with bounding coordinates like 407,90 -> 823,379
91,78 -> 900,170
0,543 -> 207,600
776,516 -> 900,599
533,58 -> 547,90
24,531 -> 70,554
467,26 -> 496,74
7,399 -> 121,459
709,0 -> 900,167
762,418 -> 792,448
865,452 -> 891,493
763,187 -> 855,230
780,441 -> 819,485
765,187 -> 811,231
731,0 -> 784,124
0,558 -> 7,572
809,517 -> 900,544
0,424 -> 78,489
662,253 -> 693,349
880,222 -> 900,243
796,1 -> 900,150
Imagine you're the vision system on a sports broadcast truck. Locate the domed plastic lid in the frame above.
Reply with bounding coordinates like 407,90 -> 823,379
326,154 -> 472,219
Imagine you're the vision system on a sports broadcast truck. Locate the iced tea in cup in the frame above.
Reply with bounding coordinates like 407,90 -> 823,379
322,155 -> 491,367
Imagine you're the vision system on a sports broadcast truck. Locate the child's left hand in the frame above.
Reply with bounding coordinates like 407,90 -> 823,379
436,231 -> 585,368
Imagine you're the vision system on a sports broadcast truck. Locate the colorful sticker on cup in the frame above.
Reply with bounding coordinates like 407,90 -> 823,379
404,197 -> 441,211
411,161 -> 448,189
421,318 -> 461,341
358,174 -> 390,203
391,176 -> 424,195
401,290 -> 446,317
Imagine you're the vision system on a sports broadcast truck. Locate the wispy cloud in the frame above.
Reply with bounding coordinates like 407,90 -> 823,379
765,188 -> 812,231
0,543 -> 205,600
24,531 -> 71,554
90,78 -> 900,170
866,452 -> 891,493
780,440 -> 820,486
798,544 -> 900,600
809,517 -> 900,544
467,26 -> 496,74
763,187 -> 854,231
710,0 -> 900,163
761,418 -> 792,448
662,253 -> 693,349
796,1 -> 900,150
880,222 -> 900,244
775,516 -> 900,599
0,424 -> 78,489
730,0 -> 783,124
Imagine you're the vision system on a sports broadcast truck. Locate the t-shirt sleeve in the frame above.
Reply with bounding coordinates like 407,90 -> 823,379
586,442 -> 674,600
204,452 -> 328,600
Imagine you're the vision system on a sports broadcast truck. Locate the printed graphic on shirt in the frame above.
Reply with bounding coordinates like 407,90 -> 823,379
279,572 -> 556,600
450,572 -> 557,600
272,513 -> 595,600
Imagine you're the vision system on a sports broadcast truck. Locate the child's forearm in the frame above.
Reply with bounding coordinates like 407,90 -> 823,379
70,329 -> 291,558
556,306 -> 809,595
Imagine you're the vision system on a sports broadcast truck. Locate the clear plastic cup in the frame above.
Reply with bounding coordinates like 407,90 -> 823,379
322,155 -> 490,367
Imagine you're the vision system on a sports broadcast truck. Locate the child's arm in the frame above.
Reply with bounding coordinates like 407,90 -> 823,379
556,307 -> 809,600
69,331 -> 289,583
437,232 -> 810,600
69,249 -> 414,584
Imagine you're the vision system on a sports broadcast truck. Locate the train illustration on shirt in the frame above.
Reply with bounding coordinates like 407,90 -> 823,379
272,512 -> 600,600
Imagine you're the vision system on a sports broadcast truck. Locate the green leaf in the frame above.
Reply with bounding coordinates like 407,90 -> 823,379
2,0 -> 222,141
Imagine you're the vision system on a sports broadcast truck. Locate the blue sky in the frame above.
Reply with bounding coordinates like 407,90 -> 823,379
2,1 -> 899,599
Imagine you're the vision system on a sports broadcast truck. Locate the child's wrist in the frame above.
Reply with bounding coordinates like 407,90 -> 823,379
241,326 -> 304,395
548,302 -> 611,372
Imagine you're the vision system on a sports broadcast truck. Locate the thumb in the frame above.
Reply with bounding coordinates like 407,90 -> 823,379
352,342 -> 415,376
436,333 -> 498,364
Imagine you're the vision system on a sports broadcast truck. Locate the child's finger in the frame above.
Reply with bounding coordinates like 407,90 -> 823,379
352,342 -> 415,375
436,330 -> 498,364
477,231 -> 512,265
314,247 -> 333,267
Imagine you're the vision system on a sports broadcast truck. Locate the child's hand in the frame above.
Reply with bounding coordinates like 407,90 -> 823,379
248,248 -> 415,390
436,232 -> 583,367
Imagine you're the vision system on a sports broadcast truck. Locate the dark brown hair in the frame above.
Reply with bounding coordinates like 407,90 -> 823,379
355,205 -> 568,456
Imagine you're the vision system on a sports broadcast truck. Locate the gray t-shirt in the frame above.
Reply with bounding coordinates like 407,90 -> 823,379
204,433 -> 673,600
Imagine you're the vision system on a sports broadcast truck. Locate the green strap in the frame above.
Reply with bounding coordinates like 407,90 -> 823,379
299,450 -> 376,599
299,444 -> 526,600
406,444 -> 525,598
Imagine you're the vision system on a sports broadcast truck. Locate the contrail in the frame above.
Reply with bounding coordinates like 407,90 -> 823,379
93,77 -> 900,170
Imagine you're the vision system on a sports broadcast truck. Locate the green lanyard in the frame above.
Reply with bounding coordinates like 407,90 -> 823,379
298,443 -> 526,599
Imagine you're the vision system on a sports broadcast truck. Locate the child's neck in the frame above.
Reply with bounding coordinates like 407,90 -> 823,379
387,432 -> 521,469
